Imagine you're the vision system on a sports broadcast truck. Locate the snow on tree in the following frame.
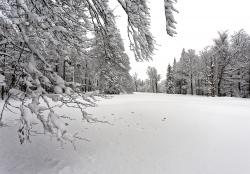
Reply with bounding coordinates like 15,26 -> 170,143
165,64 -> 175,94
164,0 -> 179,37
117,0 -> 154,61
213,31 -> 231,96
167,30 -> 250,98
147,66 -> 161,93
228,30 -> 250,97
180,49 -> 199,95
200,47 -> 217,96
0,0 -> 178,146
89,17 -> 133,94
174,49 -> 188,94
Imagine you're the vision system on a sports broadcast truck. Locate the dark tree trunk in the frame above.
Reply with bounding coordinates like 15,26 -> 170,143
217,78 -> 222,96
180,80 -> 182,94
1,44 -> 6,100
88,79 -> 91,91
84,78 -> 87,92
1,86 -> 4,100
151,80 -> 154,93
55,61 -> 58,73
198,79 -> 201,95
155,81 -> 158,93
190,74 -> 193,95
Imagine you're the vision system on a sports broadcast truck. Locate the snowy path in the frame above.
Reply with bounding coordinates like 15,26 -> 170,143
1,93 -> 250,174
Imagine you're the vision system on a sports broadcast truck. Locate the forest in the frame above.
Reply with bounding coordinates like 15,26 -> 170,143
165,30 -> 250,97
134,30 -> 250,98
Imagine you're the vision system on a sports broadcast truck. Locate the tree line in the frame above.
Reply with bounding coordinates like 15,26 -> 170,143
165,30 -> 250,98
132,30 -> 250,98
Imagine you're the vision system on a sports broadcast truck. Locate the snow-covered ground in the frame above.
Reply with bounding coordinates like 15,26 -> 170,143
1,93 -> 250,174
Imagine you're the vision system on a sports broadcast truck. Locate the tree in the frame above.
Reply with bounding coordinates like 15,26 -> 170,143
172,58 -> 177,93
146,66 -> 161,93
181,49 -> 198,95
165,64 -> 175,93
132,73 -> 139,92
174,49 -> 188,94
213,31 -> 231,96
89,20 -> 133,94
229,30 -> 250,97
200,47 -> 216,96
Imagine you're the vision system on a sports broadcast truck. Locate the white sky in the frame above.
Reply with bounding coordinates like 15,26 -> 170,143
111,0 -> 250,80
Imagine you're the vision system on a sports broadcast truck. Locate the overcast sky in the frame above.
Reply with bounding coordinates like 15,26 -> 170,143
111,0 -> 250,80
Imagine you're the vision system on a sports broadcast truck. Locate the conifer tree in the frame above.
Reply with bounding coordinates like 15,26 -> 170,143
166,64 -> 175,93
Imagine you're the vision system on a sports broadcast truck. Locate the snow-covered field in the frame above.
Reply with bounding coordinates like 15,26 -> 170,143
1,93 -> 250,174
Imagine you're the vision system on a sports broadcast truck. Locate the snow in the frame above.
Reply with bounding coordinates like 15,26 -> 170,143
1,93 -> 250,174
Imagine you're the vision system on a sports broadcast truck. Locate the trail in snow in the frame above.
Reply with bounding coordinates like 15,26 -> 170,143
1,93 -> 250,174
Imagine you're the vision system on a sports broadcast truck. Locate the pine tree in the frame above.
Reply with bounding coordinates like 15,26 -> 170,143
175,49 -> 188,94
166,64 -> 175,94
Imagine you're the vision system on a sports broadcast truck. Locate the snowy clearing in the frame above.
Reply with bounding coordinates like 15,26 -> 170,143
1,93 -> 250,174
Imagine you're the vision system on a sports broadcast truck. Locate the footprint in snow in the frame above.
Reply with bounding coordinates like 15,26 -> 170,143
162,117 -> 167,121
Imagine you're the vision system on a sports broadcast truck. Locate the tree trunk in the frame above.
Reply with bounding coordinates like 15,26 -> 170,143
155,81 -> 158,93
209,60 -> 215,97
217,78 -> 222,96
135,82 -> 138,92
1,86 -> 4,100
84,78 -> 87,92
217,66 -> 226,96
84,62 -> 88,92
151,79 -> 154,92
87,79 -> 90,91
190,74 -> 193,95
198,79 -> 201,95
180,80 -> 182,94
1,44 -> 6,100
